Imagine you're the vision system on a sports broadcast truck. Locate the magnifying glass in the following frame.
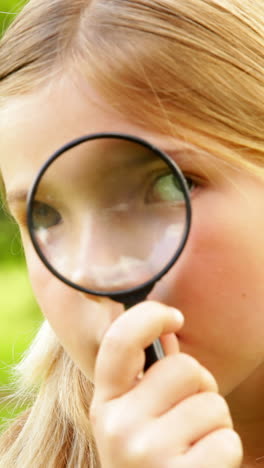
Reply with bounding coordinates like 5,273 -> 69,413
27,133 -> 191,370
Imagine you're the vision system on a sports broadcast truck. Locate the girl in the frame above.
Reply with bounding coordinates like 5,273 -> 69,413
0,0 -> 263,466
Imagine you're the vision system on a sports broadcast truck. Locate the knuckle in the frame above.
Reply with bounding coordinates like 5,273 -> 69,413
126,431 -> 151,465
162,354 -> 218,399
203,393 -> 233,426
177,353 -> 202,380
205,392 -> 228,410
102,329 -> 133,355
216,394 -> 233,425
215,428 -> 243,464
176,354 -> 218,393
100,406 -> 129,446
200,367 -> 219,392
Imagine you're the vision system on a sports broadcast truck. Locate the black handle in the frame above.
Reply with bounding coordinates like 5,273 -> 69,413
144,338 -> 165,371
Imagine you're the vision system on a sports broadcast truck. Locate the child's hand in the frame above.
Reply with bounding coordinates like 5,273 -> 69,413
90,302 -> 243,468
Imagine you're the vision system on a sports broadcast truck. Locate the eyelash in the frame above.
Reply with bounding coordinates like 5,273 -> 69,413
182,172 -> 205,193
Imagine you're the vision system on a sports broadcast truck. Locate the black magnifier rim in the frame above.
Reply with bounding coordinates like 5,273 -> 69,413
27,132 -> 191,300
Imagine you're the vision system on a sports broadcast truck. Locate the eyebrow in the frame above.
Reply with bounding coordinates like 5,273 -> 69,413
6,144 -> 201,207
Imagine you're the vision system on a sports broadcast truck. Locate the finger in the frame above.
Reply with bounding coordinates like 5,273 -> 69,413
159,333 -> 180,355
141,392 -> 233,458
94,301 -> 184,401
124,353 -> 218,417
172,428 -> 243,468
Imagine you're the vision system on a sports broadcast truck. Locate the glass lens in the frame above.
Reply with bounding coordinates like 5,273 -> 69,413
29,137 -> 188,293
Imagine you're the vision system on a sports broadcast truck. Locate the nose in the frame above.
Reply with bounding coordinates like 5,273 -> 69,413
69,209 -> 153,293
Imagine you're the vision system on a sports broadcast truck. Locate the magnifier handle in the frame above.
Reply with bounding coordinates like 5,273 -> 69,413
144,339 -> 165,371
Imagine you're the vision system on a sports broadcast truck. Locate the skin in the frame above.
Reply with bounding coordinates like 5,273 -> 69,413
1,74 -> 264,466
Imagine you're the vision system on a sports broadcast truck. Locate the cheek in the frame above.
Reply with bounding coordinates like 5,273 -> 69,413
183,206 -> 263,338
153,216 -> 254,329
151,198 -> 264,388
22,239 -> 123,379
186,199 -> 264,315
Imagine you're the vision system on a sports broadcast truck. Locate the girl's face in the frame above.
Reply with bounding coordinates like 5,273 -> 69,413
1,77 -> 264,410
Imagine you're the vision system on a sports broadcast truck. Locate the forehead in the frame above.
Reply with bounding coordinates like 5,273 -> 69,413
0,82 -> 124,194
0,79 -> 125,177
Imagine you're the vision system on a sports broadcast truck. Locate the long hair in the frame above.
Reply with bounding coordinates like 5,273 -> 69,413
0,1 -> 263,465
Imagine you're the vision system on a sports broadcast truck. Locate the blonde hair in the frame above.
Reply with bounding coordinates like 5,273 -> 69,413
0,322 -> 98,466
0,0 -> 264,465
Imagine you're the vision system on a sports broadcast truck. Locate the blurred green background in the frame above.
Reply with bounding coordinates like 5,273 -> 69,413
0,0 -> 25,33
0,0 -> 43,428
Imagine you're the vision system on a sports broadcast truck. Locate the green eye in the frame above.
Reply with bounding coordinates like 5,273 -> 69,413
147,173 -> 194,203
32,201 -> 62,230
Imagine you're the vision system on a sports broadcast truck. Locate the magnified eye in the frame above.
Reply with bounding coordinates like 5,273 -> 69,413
146,173 -> 194,203
32,201 -> 62,230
